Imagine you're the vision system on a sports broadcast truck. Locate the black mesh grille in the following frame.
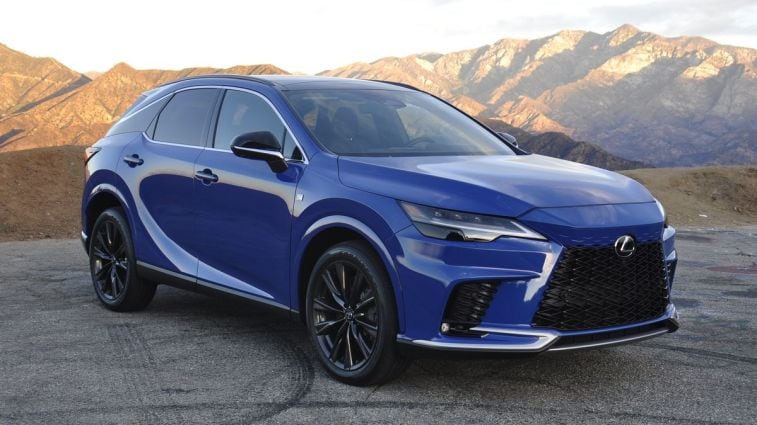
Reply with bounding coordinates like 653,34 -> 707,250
443,281 -> 499,332
533,242 -> 669,331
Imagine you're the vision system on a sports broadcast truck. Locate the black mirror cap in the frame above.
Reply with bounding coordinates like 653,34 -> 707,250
232,131 -> 282,151
231,131 -> 288,173
497,132 -> 518,147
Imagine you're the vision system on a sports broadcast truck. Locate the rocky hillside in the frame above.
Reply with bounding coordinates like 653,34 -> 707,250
0,146 -> 83,241
622,166 -> 757,227
0,43 -> 89,117
0,62 -> 287,152
323,25 -> 757,167
1,146 -> 751,242
0,45 -> 644,172
481,118 -> 648,170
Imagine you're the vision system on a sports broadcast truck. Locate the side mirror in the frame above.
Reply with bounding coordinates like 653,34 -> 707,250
497,132 -> 518,147
231,131 -> 288,173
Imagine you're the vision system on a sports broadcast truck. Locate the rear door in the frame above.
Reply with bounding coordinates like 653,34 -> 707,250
119,88 -> 221,276
192,88 -> 305,307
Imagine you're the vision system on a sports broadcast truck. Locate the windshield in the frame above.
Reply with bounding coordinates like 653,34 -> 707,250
284,89 -> 514,157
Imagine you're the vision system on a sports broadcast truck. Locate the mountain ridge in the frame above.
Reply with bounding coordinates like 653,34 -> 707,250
0,46 -> 642,171
0,42 -> 90,117
0,61 -> 287,152
480,117 -> 648,170
322,24 -> 757,166
1,24 -> 754,169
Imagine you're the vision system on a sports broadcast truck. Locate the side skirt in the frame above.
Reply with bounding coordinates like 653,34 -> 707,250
136,261 -> 298,316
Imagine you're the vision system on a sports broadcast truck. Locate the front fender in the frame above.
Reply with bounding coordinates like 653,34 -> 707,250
291,213 -> 408,332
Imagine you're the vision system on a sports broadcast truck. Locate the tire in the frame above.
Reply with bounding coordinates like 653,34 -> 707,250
88,207 -> 155,311
305,240 -> 411,385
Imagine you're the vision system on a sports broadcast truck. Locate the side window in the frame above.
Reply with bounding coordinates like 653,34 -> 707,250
282,131 -> 302,160
153,89 -> 218,146
106,96 -> 170,137
214,90 -> 295,157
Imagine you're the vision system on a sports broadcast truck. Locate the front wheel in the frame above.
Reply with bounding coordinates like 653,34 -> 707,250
89,208 -> 155,311
305,241 -> 410,385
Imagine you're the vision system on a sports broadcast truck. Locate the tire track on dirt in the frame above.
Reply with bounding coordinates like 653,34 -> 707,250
643,342 -> 757,364
237,331 -> 315,423
106,322 -> 183,423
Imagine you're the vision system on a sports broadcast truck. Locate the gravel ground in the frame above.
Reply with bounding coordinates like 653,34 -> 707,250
0,228 -> 755,424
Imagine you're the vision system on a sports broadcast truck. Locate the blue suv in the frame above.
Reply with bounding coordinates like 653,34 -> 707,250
81,75 -> 679,385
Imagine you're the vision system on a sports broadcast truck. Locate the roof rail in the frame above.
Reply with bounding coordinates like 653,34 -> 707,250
368,79 -> 422,91
157,74 -> 278,88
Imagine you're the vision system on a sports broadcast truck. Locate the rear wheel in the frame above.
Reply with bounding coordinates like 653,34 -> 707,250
305,241 -> 410,385
89,208 -> 155,311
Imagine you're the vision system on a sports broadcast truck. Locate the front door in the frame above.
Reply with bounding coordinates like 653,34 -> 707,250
193,89 -> 305,307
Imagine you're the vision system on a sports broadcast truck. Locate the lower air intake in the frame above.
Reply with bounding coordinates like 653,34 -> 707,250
443,281 -> 499,333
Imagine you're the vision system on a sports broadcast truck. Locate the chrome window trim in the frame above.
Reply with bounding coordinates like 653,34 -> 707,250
140,85 -> 308,164
143,132 -> 205,150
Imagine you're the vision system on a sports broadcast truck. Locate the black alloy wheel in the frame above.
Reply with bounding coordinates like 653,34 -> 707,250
306,241 -> 410,385
91,219 -> 128,301
89,208 -> 155,311
311,259 -> 379,371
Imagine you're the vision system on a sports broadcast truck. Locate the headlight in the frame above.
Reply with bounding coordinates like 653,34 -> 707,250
399,202 -> 545,242
655,199 -> 668,228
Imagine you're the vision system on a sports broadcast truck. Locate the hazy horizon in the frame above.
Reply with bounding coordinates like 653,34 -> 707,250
3,0 -> 755,75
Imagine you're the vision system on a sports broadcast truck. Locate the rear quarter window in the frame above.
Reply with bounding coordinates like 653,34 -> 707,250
106,96 -> 170,137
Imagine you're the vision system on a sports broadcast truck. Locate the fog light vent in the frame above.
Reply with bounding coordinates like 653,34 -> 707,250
442,281 -> 500,334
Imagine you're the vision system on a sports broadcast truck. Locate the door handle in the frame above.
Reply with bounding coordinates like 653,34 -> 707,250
195,168 -> 219,184
122,154 -> 144,167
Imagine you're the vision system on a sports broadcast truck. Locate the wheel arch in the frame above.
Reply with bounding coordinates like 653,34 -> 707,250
82,184 -> 133,253
293,216 -> 406,332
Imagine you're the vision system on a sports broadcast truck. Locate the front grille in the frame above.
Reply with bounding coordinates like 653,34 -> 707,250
533,242 -> 669,331
443,281 -> 500,333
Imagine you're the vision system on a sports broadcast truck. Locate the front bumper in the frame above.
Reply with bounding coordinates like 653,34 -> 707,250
398,304 -> 678,353
390,202 -> 678,354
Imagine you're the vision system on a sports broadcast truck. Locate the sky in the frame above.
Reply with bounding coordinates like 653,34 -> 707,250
2,0 -> 755,74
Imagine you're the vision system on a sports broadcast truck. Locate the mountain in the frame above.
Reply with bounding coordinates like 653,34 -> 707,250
0,43 -> 89,116
0,46 -> 635,171
84,71 -> 103,80
0,62 -> 287,152
481,118 -> 648,170
323,25 -> 757,166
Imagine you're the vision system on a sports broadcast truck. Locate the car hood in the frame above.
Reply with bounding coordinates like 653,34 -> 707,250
338,154 -> 654,217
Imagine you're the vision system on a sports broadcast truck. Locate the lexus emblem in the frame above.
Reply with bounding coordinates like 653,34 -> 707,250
614,235 -> 636,257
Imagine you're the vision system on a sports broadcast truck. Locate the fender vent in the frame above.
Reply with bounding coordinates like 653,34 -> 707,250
443,281 -> 500,333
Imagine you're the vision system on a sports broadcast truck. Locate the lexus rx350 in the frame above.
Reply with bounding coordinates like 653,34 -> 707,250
81,75 -> 679,385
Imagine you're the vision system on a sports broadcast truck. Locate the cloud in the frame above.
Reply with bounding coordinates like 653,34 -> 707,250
589,0 -> 757,45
